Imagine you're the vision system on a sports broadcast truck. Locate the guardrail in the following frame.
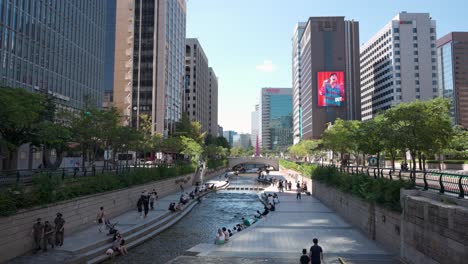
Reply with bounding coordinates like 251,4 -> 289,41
334,165 -> 468,199
0,162 -> 190,187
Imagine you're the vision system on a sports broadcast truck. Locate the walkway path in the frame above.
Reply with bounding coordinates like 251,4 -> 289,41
10,179 -> 228,264
176,172 -> 399,264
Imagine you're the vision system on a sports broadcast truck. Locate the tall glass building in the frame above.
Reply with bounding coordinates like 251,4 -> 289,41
261,88 -> 293,151
437,32 -> 468,128
0,0 -> 106,110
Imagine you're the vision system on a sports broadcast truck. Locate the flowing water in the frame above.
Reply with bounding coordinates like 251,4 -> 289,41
112,175 -> 264,264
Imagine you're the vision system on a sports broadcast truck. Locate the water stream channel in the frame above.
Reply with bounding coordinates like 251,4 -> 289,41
111,173 -> 264,264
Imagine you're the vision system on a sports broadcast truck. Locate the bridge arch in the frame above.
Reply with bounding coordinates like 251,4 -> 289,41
228,157 -> 279,171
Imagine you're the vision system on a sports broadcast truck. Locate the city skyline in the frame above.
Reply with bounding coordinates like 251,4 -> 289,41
186,0 -> 468,133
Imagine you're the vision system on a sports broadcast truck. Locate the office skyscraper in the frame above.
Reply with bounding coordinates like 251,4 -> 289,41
114,0 -> 186,136
437,32 -> 468,128
292,22 -> 306,144
185,38 -> 212,134
360,12 -> 438,121
209,67 -> 218,136
0,1 -> 106,110
251,104 -> 260,150
261,88 -> 293,150
299,17 -> 360,139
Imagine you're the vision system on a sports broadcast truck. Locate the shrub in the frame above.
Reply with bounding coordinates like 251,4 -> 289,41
0,162 -> 200,216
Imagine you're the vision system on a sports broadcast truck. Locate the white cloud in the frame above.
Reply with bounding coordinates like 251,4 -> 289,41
255,60 -> 276,73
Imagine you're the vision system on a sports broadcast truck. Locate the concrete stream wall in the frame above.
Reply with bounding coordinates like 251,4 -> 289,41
0,168 -> 226,263
283,168 -> 468,264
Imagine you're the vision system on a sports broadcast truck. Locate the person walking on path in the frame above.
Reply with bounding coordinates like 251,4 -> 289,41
149,189 -> 158,210
142,191 -> 150,218
180,184 -> 184,193
137,194 -> 144,218
31,218 -> 44,253
296,185 -> 302,200
300,248 -> 311,264
97,207 -> 107,232
309,238 -> 323,264
42,221 -> 55,251
54,213 -> 65,246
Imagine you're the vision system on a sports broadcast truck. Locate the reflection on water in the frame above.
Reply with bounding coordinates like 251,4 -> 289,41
112,175 -> 263,264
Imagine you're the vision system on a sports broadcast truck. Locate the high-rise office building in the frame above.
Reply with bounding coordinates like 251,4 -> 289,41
233,133 -> 251,150
217,125 -> 223,138
0,1 -> 106,110
360,12 -> 438,121
114,0 -> 186,136
104,0 -> 117,92
185,38 -> 211,134
261,88 -> 293,150
437,32 -> 468,128
223,130 -> 237,147
209,67 -> 218,136
292,22 -> 306,144
250,104 -> 260,150
299,17 -> 360,139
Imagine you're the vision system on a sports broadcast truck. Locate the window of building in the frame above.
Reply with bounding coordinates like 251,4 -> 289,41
413,28 -> 417,33
414,50 -> 418,55
414,58 -> 418,62
395,50 -> 400,55
394,36 -> 399,41
393,28 -> 399,33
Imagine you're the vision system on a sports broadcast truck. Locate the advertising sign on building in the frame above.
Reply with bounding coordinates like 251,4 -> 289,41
317,71 -> 345,107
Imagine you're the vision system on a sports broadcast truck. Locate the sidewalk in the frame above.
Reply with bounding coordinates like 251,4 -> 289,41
10,179 -> 228,264
182,171 -> 398,263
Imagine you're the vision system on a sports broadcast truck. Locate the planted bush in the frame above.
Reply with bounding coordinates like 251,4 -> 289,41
0,163 -> 196,216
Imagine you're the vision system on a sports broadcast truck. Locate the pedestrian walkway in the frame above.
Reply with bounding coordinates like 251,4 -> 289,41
10,179 -> 228,264
182,171 -> 398,264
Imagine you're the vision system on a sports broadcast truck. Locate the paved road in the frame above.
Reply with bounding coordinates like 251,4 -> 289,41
185,172 -> 399,264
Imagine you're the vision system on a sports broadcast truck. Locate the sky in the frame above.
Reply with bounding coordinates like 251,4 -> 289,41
186,0 -> 468,133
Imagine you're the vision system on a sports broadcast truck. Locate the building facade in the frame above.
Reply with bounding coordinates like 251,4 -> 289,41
250,104 -> 260,150
437,32 -> 468,128
208,67 -> 218,136
0,0 -> 106,110
223,130 -> 237,147
292,22 -> 306,144
299,17 -> 361,139
233,133 -> 251,150
103,0 -> 116,92
185,38 -> 211,134
217,125 -> 223,138
114,0 -> 186,136
360,12 -> 438,121
261,88 -> 293,150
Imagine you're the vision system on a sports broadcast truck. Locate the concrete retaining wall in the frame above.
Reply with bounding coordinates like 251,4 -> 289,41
400,190 -> 468,264
0,168 -> 225,263
311,181 -> 401,255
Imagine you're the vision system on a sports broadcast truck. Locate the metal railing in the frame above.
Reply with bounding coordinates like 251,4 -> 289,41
334,165 -> 468,199
0,161 -> 190,187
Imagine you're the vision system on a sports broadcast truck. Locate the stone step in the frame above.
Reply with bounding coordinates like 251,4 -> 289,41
86,201 -> 199,264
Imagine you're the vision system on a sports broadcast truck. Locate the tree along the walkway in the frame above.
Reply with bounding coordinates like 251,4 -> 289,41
383,98 -> 453,173
321,119 -> 359,166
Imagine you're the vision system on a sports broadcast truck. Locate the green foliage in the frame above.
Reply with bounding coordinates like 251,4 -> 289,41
0,164 -> 196,216
281,159 -> 412,212
288,140 -> 320,159
321,119 -> 359,162
311,166 -> 412,211
207,159 -> 228,169
180,136 -> 203,164
426,160 -> 468,164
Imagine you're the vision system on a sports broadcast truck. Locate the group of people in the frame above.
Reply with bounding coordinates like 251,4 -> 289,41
31,213 -> 65,253
299,238 -> 324,264
168,183 -> 214,213
214,216 -> 258,245
296,181 -> 309,200
137,189 -> 159,218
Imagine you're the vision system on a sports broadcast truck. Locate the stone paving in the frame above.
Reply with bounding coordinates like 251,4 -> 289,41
186,172 -> 399,264
10,179 -> 227,264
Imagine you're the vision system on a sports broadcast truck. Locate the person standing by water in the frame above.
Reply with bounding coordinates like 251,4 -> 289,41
300,248 -> 311,264
97,207 -> 107,232
296,185 -> 302,200
43,221 -> 55,251
54,213 -> 65,246
137,194 -> 144,218
31,218 -> 44,253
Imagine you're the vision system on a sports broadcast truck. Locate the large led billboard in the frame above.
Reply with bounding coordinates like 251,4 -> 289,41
317,71 -> 345,107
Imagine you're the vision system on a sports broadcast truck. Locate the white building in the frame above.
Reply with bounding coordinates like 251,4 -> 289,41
360,12 -> 438,120
292,22 -> 307,144
250,104 -> 261,149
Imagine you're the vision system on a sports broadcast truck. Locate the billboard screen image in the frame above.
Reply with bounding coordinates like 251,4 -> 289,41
317,71 -> 345,107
